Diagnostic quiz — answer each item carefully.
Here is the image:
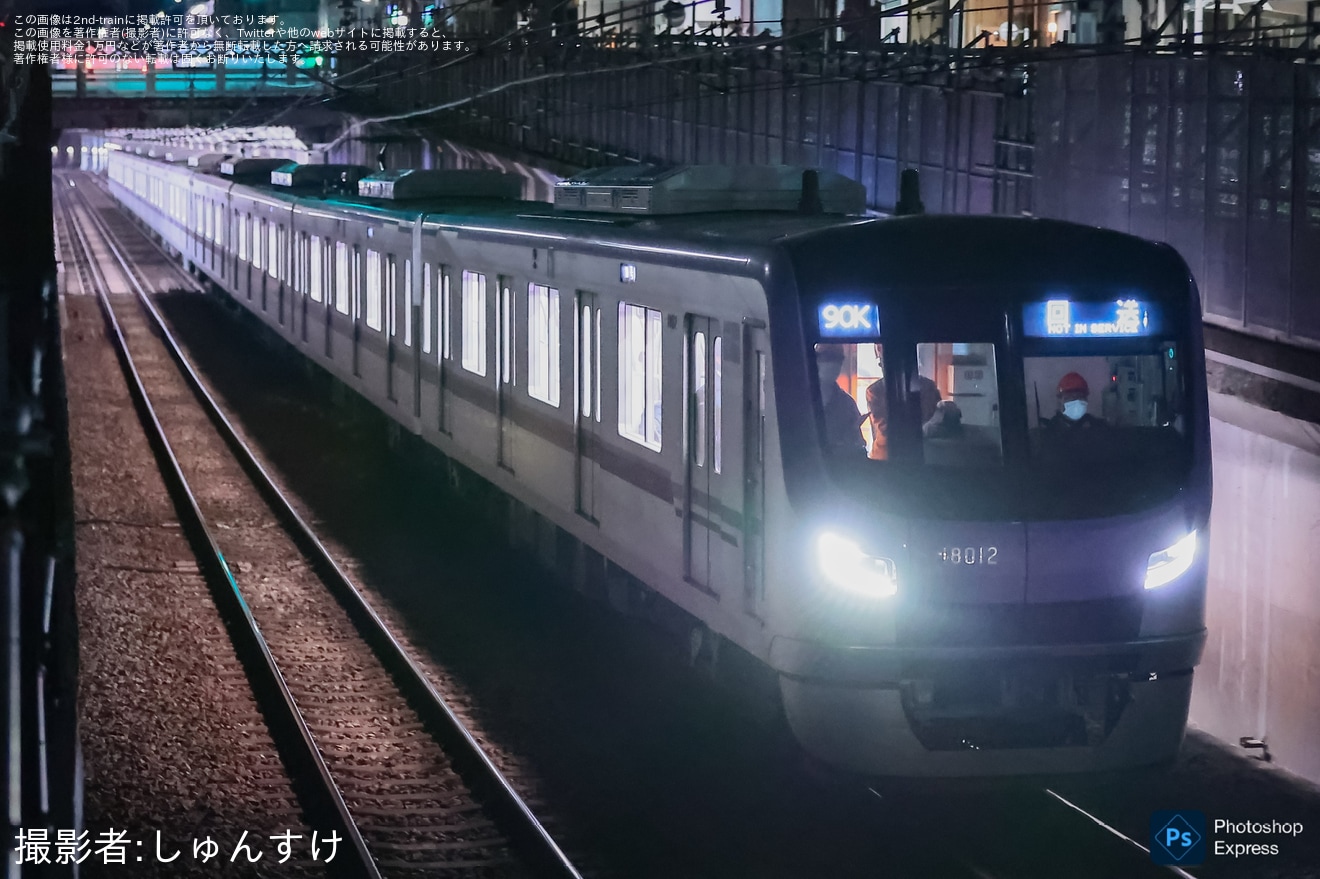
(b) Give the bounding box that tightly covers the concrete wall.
[1192,392,1320,784]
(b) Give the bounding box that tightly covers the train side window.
[461,270,487,376]
[309,235,323,302]
[387,256,398,338]
[579,304,592,419]
[422,262,433,354]
[204,201,213,241]
[440,267,452,361]
[238,215,248,262]
[321,239,331,303]
[403,259,412,346]
[366,250,382,330]
[499,281,514,385]
[693,331,707,467]
[595,307,601,422]
[352,247,362,322]
[527,283,560,407]
[215,205,224,248]
[618,302,663,451]
[334,241,349,315]
[713,336,722,474]
[295,232,306,295]
[268,223,280,280]
[254,219,265,271]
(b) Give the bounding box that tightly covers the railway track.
[849,779,1206,879]
[57,171,582,879]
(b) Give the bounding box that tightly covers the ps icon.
[1150,810,1206,865]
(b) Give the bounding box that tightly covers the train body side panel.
[106,151,782,663]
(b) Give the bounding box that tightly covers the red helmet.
[1057,372,1089,396]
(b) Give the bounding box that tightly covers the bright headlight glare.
[816,531,898,598]
[1144,530,1198,590]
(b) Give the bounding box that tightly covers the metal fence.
[344,42,1320,349]
[365,46,1013,214]
[0,63,80,875]
[1035,54,1320,349]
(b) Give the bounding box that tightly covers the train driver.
[815,345,866,453]
[864,345,942,459]
[1044,372,1107,430]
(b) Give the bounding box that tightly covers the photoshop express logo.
[1150,810,1207,865]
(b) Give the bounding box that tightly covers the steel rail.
[56,177,381,879]
[79,172,585,879]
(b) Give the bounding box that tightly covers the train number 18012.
[938,546,999,565]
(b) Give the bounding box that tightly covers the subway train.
[104,149,1211,776]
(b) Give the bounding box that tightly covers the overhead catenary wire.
[317,0,1315,98]
[206,0,1314,163]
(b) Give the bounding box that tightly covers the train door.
[386,254,398,402]
[259,218,269,312]
[409,259,422,418]
[192,194,200,270]
[496,275,515,471]
[352,245,362,378]
[436,265,451,433]
[742,323,769,614]
[574,292,601,522]
[683,315,730,593]
[244,215,253,300]
[299,233,310,343]
[275,224,284,326]
[325,239,336,357]
[221,206,227,282]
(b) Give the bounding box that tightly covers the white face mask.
[1063,399,1088,420]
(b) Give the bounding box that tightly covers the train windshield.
[810,334,1190,519]
[1024,345,1185,463]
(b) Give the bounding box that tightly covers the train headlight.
[816,531,897,599]
[1144,531,1197,590]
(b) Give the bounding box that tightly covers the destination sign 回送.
[818,302,881,338]
[1023,299,1161,338]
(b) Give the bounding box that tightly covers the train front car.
[768,216,1211,776]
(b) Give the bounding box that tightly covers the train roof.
[237,181,865,243]
[246,181,1190,290]
[783,214,1192,296]
[115,152,1190,290]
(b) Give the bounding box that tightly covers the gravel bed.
[86,190,530,878]
[61,291,326,878]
